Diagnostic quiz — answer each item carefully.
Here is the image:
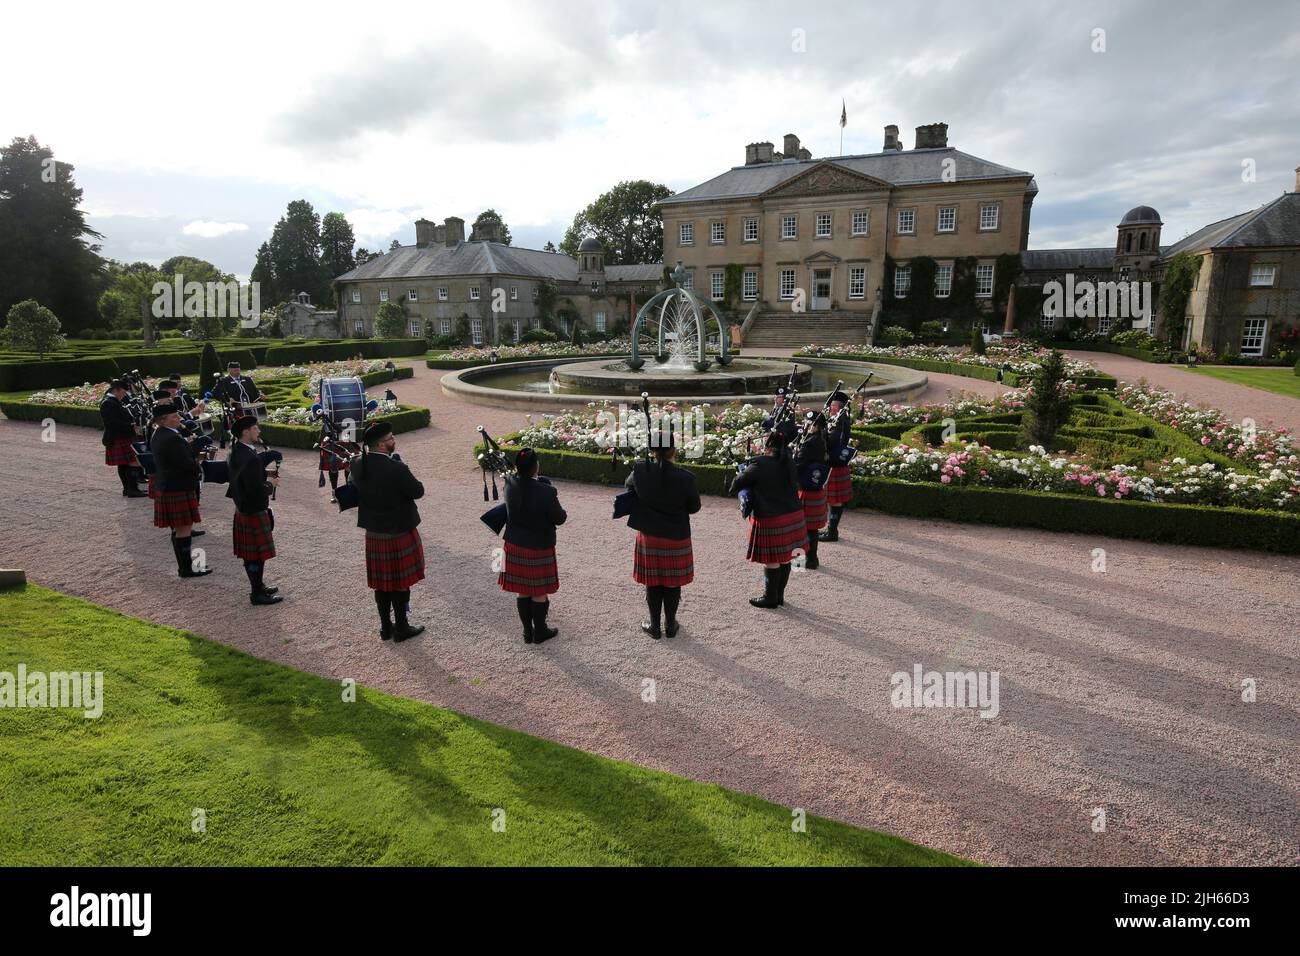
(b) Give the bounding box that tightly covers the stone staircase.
[741,310,874,348]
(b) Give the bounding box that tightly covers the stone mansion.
[332,216,661,344]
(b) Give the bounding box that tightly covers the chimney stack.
[914,123,949,149]
[434,223,446,244]
[797,147,812,161]
[415,218,435,248]
[783,133,801,159]
[746,141,776,165]
[1295,165,1299,192]
[883,125,901,151]
[443,216,464,246]
[472,218,500,242]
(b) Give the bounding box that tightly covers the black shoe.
[749,571,779,609]
[804,537,820,570]
[392,623,425,642]
[664,619,681,638]
[640,620,662,640]
[818,527,839,542]
[261,585,279,596]
[380,620,393,641]
[179,567,213,578]
[530,601,558,644]
[191,529,205,538]
[250,591,282,605]
[122,488,148,498]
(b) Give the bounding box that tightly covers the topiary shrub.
[970,323,987,355]
[520,328,558,343]
[198,341,223,397]
[918,320,945,344]
[877,325,914,347]
[1020,349,1072,449]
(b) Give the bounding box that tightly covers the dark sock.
[117,466,134,491]
[244,560,261,593]
[375,590,393,629]
[173,534,191,574]
[663,587,681,626]
[829,507,843,530]
[645,586,663,628]
[393,590,411,629]
[516,596,533,629]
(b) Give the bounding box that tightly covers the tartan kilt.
[498,541,559,596]
[153,489,201,529]
[826,465,853,506]
[319,449,350,472]
[365,528,425,591]
[147,475,159,500]
[632,533,694,587]
[104,438,138,466]
[798,486,829,531]
[746,509,808,565]
[232,510,276,561]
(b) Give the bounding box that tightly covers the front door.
[812,269,832,311]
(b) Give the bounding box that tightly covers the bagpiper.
[762,386,798,446]
[624,427,700,639]
[100,379,146,498]
[729,430,806,609]
[499,448,566,644]
[226,415,282,606]
[212,361,261,407]
[793,410,830,569]
[348,421,425,642]
[150,402,211,578]
[820,389,854,542]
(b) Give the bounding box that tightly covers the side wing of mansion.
[331,216,662,345]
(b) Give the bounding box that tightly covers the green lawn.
[1189,365,1300,399]
[0,585,965,866]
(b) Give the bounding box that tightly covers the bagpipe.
[763,364,802,437]
[477,426,550,536]
[826,372,875,466]
[611,393,650,529]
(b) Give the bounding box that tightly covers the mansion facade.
[332,216,662,344]
[658,124,1036,341]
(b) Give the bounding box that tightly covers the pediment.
[762,162,890,199]
[804,250,842,264]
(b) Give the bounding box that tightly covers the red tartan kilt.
[365,528,425,591]
[233,510,276,561]
[153,489,201,528]
[104,438,138,466]
[319,449,350,472]
[498,541,559,596]
[746,509,807,565]
[826,465,853,506]
[147,475,159,500]
[798,486,828,531]
[632,533,694,587]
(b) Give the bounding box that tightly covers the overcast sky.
[3,0,1297,280]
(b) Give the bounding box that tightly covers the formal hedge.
[472,434,1300,554]
[794,350,1118,391]
[427,350,745,370]
[259,405,430,449]
[0,339,425,391]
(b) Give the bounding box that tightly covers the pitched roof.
[1021,248,1115,271]
[1162,193,1300,257]
[660,147,1034,206]
[606,263,664,282]
[335,241,580,283]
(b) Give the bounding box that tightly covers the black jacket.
[100,394,137,445]
[503,474,567,549]
[728,453,801,518]
[826,414,852,465]
[150,426,200,493]
[793,430,829,490]
[349,451,423,533]
[225,442,272,514]
[213,375,260,405]
[624,460,701,540]
[763,410,798,446]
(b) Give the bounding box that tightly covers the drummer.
[213,361,261,408]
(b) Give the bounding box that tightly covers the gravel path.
[2,360,1296,866]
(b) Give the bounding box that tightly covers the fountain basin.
[442,357,928,410]
[550,359,812,396]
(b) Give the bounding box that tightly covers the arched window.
[1139,232,1148,251]
[1125,233,1133,253]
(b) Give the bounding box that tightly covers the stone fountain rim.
[440,356,928,410]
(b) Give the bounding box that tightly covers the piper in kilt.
[500,448,567,644]
[728,430,805,609]
[624,431,700,639]
[348,421,426,642]
[226,415,282,606]
[793,410,830,570]
[820,390,855,542]
[100,380,147,498]
[149,403,211,579]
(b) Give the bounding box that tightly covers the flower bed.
[428,339,742,369]
[796,343,1117,390]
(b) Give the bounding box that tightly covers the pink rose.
[941,474,951,484]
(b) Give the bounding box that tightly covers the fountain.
[440,261,928,409]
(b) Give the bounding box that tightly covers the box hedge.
[472,436,1300,554]
[794,350,1118,391]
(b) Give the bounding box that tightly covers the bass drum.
[320,377,366,433]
